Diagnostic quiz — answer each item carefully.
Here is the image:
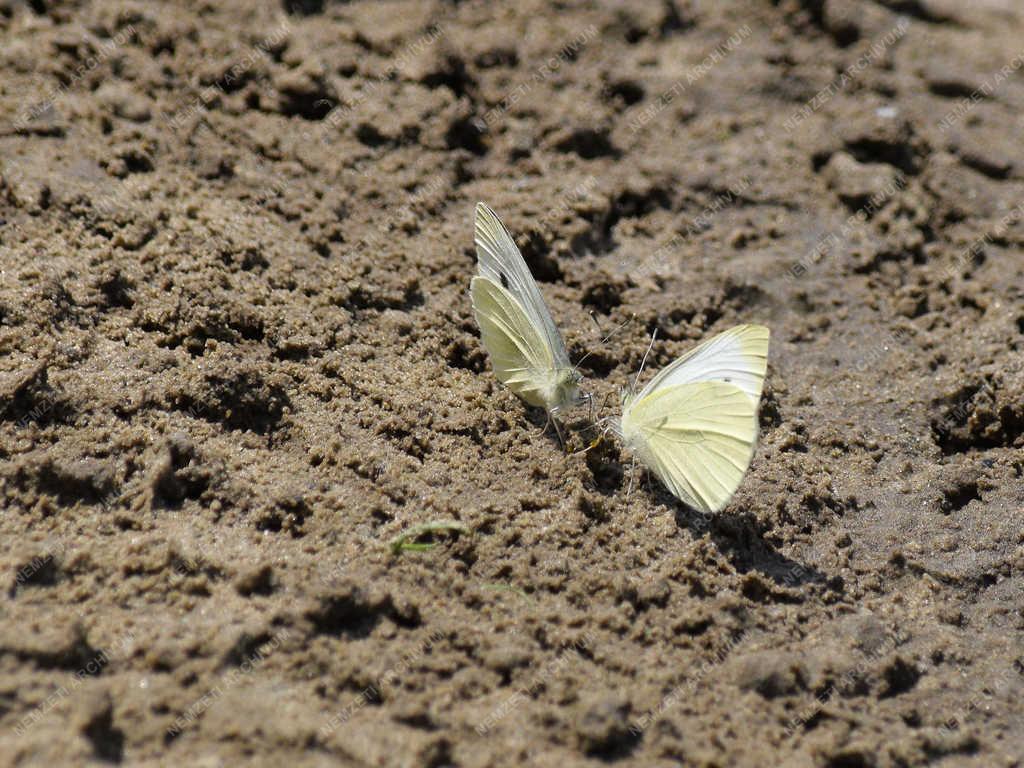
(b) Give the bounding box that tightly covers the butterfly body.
[471,273,582,410]
[616,325,770,513]
[470,204,585,423]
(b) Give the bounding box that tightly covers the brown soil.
[2,0,1023,766]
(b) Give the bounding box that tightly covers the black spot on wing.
[499,272,510,289]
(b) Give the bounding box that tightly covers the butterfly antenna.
[633,329,658,394]
[573,313,637,372]
[604,313,637,344]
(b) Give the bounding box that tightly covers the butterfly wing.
[640,324,769,403]
[621,381,759,513]
[470,275,559,409]
[474,202,571,370]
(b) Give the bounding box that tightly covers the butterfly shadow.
[583,452,829,592]
[664,489,830,591]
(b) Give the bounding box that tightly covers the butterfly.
[470,202,585,442]
[612,324,770,513]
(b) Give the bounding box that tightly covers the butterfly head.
[552,367,585,412]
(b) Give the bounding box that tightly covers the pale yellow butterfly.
[613,324,770,513]
[470,203,585,439]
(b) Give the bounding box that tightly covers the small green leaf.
[388,520,469,556]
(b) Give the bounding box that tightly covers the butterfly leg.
[534,409,566,450]
[536,410,552,437]
[626,457,636,497]
[550,409,567,450]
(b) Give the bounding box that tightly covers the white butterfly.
[470,203,585,439]
[612,324,770,513]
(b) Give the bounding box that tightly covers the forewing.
[625,381,758,514]
[640,325,769,403]
[471,276,556,409]
[474,202,570,368]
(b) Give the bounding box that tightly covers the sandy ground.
[1,0,1023,765]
